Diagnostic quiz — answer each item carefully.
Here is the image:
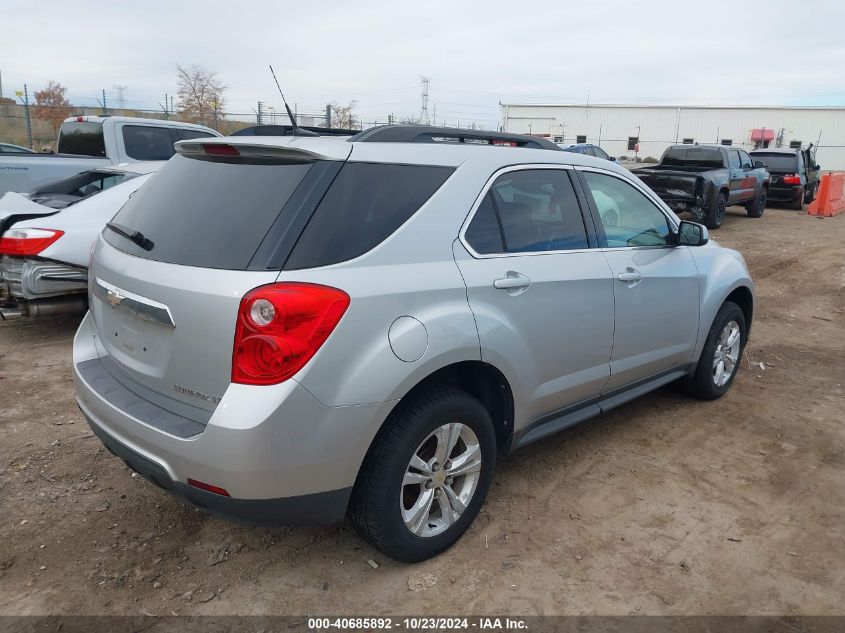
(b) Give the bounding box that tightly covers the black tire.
[681,301,746,400]
[791,188,805,210]
[349,386,497,562]
[705,192,727,229]
[746,188,766,218]
[805,182,818,204]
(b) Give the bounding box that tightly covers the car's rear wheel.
[682,301,746,400]
[746,189,766,218]
[349,386,496,562]
[705,192,727,229]
[791,188,805,210]
[805,182,818,204]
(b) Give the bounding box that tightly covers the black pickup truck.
[636,145,770,228]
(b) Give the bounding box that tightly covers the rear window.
[284,162,453,269]
[57,121,106,157]
[104,154,313,269]
[661,148,724,169]
[752,153,797,171]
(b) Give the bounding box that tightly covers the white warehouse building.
[501,103,845,170]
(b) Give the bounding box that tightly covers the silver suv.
[73,126,754,562]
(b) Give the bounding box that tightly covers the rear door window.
[104,154,314,269]
[122,125,178,160]
[284,163,453,269]
[465,169,588,254]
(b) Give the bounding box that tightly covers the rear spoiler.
[174,140,349,163]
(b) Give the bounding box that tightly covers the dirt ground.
[0,204,842,617]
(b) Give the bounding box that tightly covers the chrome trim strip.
[93,278,175,328]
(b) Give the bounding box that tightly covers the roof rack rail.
[348,125,561,151]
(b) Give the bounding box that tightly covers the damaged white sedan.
[0,163,161,320]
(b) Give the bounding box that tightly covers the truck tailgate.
[636,169,700,201]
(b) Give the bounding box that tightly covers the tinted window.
[177,129,216,141]
[582,171,671,248]
[486,169,588,253]
[285,163,453,269]
[751,153,798,171]
[122,126,177,160]
[464,194,504,254]
[593,147,610,160]
[728,150,741,169]
[105,154,313,269]
[57,122,106,157]
[662,147,724,169]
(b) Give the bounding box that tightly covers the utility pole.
[170,95,174,117]
[102,89,107,115]
[16,85,33,149]
[211,99,219,130]
[256,101,264,125]
[325,104,331,127]
[388,113,393,125]
[420,76,430,125]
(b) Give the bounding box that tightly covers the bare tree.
[329,100,358,129]
[176,64,226,127]
[33,81,72,133]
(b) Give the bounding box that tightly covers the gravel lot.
[0,204,842,616]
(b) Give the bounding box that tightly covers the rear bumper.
[767,185,803,202]
[73,311,391,525]
[83,410,351,525]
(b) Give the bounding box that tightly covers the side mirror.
[609,156,617,162]
[677,220,709,247]
[753,160,765,169]
[813,164,821,171]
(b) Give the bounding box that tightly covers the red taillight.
[783,174,801,185]
[187,478,230,497]
[204,144,240,156]
[232,283,350,386]
[0,228,64,256]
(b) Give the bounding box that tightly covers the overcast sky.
[3,0,844,127]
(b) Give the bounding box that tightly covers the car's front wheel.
[682,301,747,400]
[349,386,496,562]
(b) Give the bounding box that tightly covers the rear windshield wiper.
[105,222,154,251]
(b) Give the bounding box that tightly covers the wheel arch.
[725,285,754,340]
[380,360,515,455]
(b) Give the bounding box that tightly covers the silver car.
[73,126,754,562]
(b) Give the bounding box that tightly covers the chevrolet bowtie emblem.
[106,289,125,307]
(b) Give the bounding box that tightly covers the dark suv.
[750,147,820,210]
[558,143,616,162]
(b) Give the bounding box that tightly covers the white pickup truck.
[0,115,219,196]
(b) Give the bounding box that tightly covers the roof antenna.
[269,64,318,136]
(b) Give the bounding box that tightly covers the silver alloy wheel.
[401,422,482,538]
[713,320,741,387]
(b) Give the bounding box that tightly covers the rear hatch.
[90,138,351,414]
[751,153,798,187]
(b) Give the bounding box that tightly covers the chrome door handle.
[617,269,642,283]
[493,272,531,292]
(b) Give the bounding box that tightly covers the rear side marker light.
[187,478,230,497]
[232,282,350,386]
[0,228,64,256]
[204,144,240,157]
